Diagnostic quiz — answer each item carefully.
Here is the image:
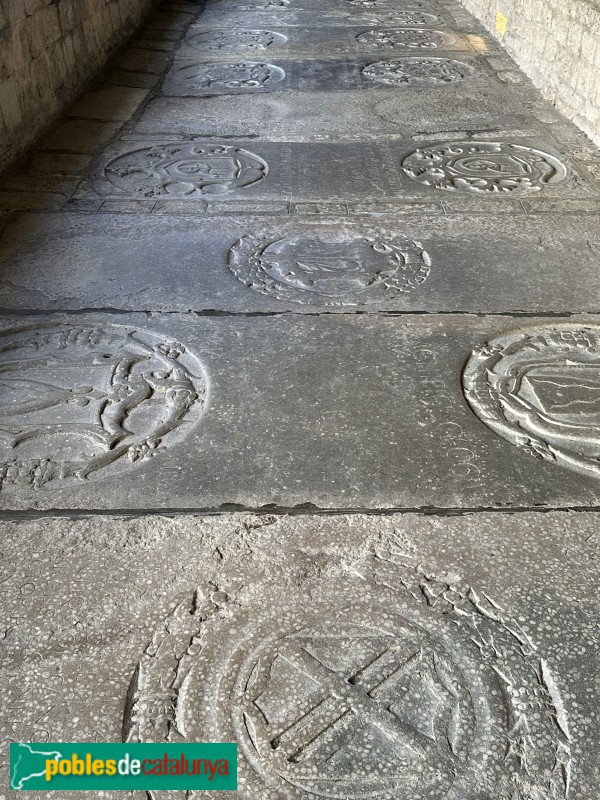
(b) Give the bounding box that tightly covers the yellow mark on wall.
[496,11,508,35]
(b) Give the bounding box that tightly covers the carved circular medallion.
[103,143,268,197]
[464,324,600,478]
[360,11,439,25]
[232,0,290,8]
[363,57,473,85]
[188,29,287,51]
[0,324,208,490]
[402,141,567,194]
[173,62,285,91]
[228,231,431,305]
[357,29,452,49]
[125,555,571,799]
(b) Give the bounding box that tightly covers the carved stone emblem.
[360,11,439,25]
[402,141,567,194]
[464,324,600,478]
[125,553,571,799]
[188,30,287,51]
[0,324,208,490]
[363,57,473,85]
[172,62,285,91]
[357,29,451,49]
[228,231,431,305]
[103,143,268,198]
[232,0,289,8]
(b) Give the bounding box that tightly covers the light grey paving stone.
[0,511,599,798]
[175,25,477,59]
[0,212,600,314]
[77,137,593,205]
[1,313,600,511]
[160,52,490,95]
[132,92,539,140]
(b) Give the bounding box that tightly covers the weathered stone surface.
[161,53,487,95]
[131,93,553,141]
[0,212,599,315]
[1,313,600,511]
[1,511,599,797]
[176,25,476,59]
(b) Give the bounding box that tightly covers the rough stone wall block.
[459,0,600,145]
[0,0,158,172]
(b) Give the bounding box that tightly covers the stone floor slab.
[0,212,599,315]
[160,52,491,95]
[176,25,477,60]
[0,511,599,797]
[1,313,600,511]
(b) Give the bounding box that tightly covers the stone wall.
[459,0,600,145]
[0,0,159,172]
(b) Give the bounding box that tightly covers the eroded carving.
[360,11,439,25]
[188,30,287,51]
[463,324,600,478]
[103,143,268,198]
[0,324,208,490]
[232,0,290,8]
[125,554,571,799]
[172,62,285,91]
[363,57,473,85]
[402,141,567,194]
[357,29,452,49]
[228,231,431,305]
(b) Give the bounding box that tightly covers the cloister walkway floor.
[0,0,600,798]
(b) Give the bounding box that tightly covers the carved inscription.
[402,141,567,194]
[228,231,431,305]
[0,324,208,490]
[103,143,268,198]
[363,57,473,85]
[170,62,285,91]
[464,324,600,478]
[125,554,571,799]
[357,29,452,49]
[188,30,288,51]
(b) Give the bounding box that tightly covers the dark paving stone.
[0,212,599,314]
[2,312,600,511]
[160,53,490,95]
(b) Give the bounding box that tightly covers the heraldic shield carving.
[0,324,208,490]
[463,324,600,478]
[124,554,572,800]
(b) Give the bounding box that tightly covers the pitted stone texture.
[464,323,600,479]
[1,213,600,315]
[0,323,208,491]
[362,57,475,85]
[197,9,447,28]
[402,141,568,194]
[228,229,431,305]
[1,512,598,798]
[3,313,600,511]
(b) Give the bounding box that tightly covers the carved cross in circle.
[236,625,468,797]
